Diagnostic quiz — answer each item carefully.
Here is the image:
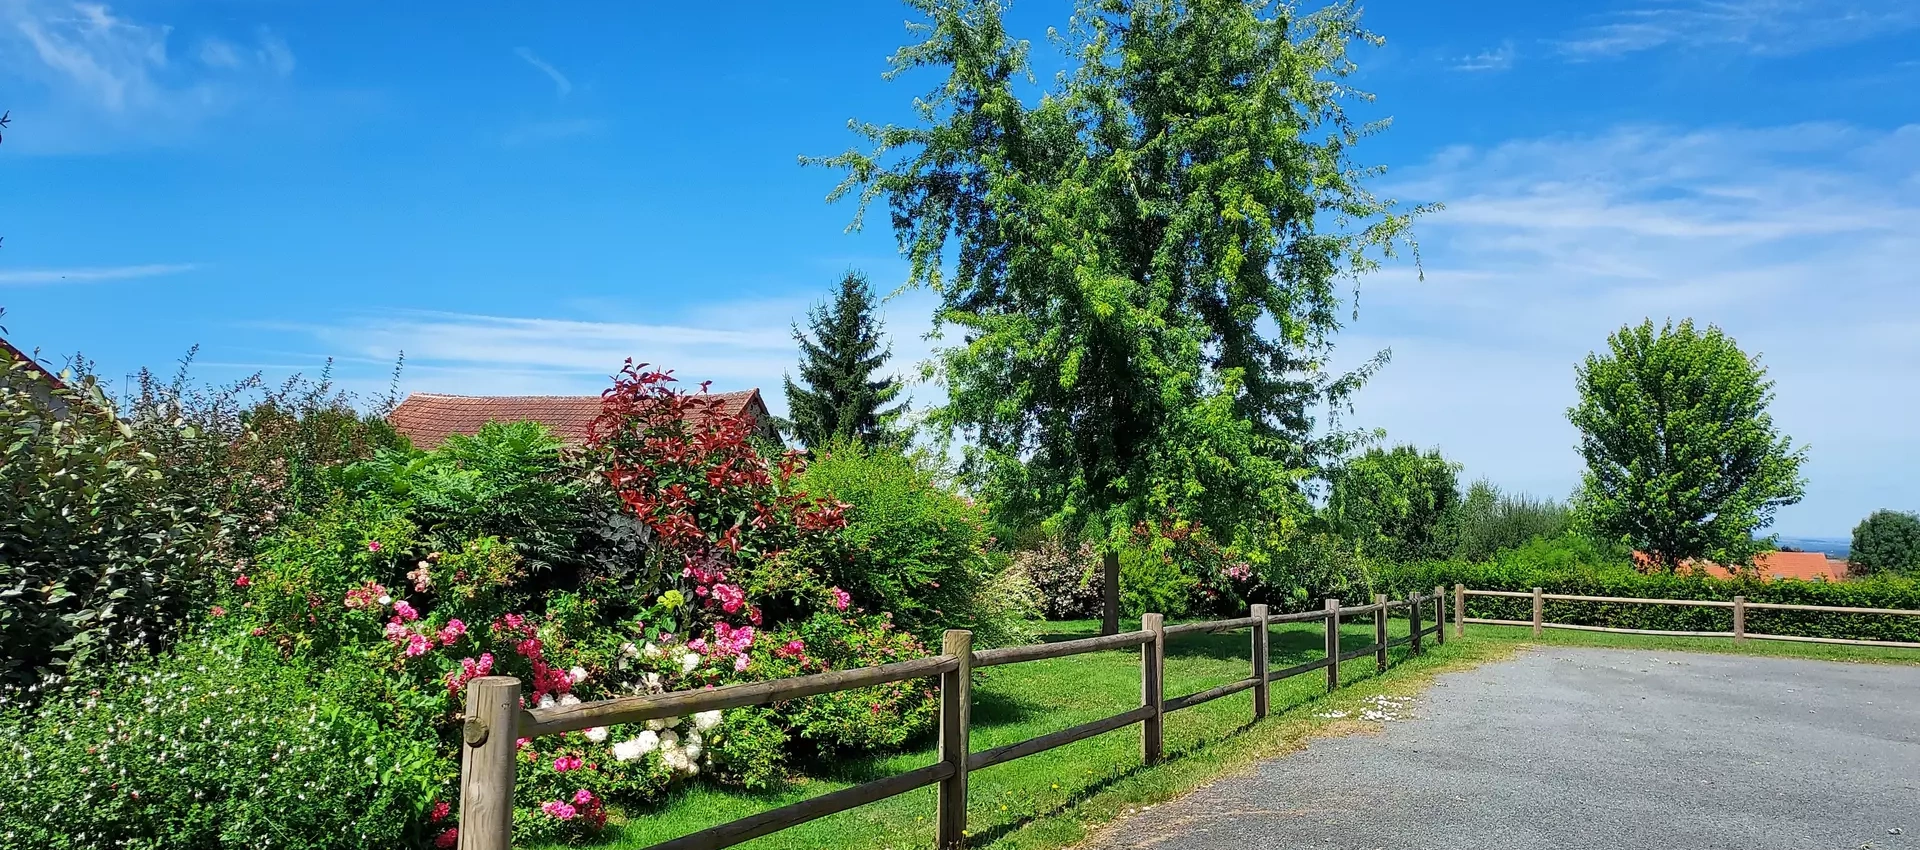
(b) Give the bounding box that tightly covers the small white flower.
[680,652,701,672]
[612,737,644,762]
[569,666,589,684]
[619,642,639,658]
[643,642,663,659]
[693,710,722,731]
[537,693,556,710]
[377,595,392,606]
[558,694,581,707]
[584,726,608,743]
[644,672,662,691]
[646,717,669,731]
[635,730,659,754]
[658,730,679,749]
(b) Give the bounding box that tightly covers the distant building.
[386,390,778,450]
[0,337,72,417]
[1633,550,1849,581]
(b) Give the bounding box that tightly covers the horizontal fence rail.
[456,588,1451,850]
[1455,585,1920,648]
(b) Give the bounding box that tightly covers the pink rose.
[573,789,595,806]
[393,601,420,622]
[367,541,382,553]
[541,800,577,820]
[233,575,251,588]
[438,619,467,645]
[434,828,458,848]
[734,655,750,672]
[829,587,851,612]
[405,633,430,657]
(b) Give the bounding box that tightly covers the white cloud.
[293,290,945,419]
[1558,0,1920,59]
[0,1,296,151]
[1452,41,1515,72]
[1344,123,1920,536]
[514,47,571,97]
[0,262,196,284]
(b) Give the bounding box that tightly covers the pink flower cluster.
[541,789,605,828]
[552,755,583,773]
[684,559,759,619]
[495,618,576,702]
[705,622,756,672]
[438,619,467,646]
[774,639,806,659]
[433,828,458,848]
[343,581,388,611]
[830,586,851,612]
[541,800,577,819]
[445,653,495,693]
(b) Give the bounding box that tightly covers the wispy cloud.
[0,1,297,152]
[1350,123,1920,535]
[0,262,196,284]
[1558,0,1920,59]
[1452,41,1515,72]
[514,47,572,97]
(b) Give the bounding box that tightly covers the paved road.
[1087,647,1920,850]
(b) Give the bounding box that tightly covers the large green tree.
[816,0,1425,631]
[781,270,906,449]
[1569,319,1807,569]
[1327,444,1459,562]
[1849,509,1920,576]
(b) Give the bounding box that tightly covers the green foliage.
[780,270,906,450]
[1377,534,1920,643]
[1849,510,1920,577]
[0,637,448,850]
[790,441,1037,646]
[343,421,604,575]
[1444,479,1571,563]
[0,361,216,689]
[1259,531,1376,609]
[1011,536,1104,620]
[1328,445,1460,562]
[813,0,1425,580]
[1117,548,1198,619]
[1569,319,1806,569]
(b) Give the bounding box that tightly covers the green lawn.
[546,616,1920,850]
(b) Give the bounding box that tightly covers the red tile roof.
[387,390,770,450]
[0,336,68,390]
[1634,550,1848,581]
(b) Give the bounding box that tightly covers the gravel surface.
[1084,647,1920,850]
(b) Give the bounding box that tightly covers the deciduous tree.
[1849,509,1920,576]
[814,0,1425,632]
[1569,319,1806,570]
[1327,444,1459,562]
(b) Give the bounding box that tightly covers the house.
[1633,549,1849,581]
[0,336,72,417]
[386,390,778,451]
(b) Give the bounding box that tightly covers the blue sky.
[2,0,1916,537]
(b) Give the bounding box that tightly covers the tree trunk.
[1101,550,1121,635]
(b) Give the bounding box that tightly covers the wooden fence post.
[1250,604,1270,720]
[1433,585,1446,646]
[1141,613,1165,764]
[1531,587,1544,639]
[1373,593,1388,672]
[1410,592,1423,655]
[1323,599,1340,693]
[1733,596,1747,643]
[1454,583,1465,639]
[936,630,973,850]
[459,676,520,850]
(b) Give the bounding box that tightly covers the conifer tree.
[781,270,905,449]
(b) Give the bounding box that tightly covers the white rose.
[569,666,589,684]
[536,693,556,710]
[584,726,608,743]
[680,652,700,672]
[377,595,392,606]
[635,730,659,754]
[693,710,722,731]
[619,642,639,658]
[643,642,663,659]
[558,694,581,707]
[658,730,679,749]
[611,738,644,762]
[646,717,668,731]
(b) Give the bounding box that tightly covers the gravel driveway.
[1085,647,1920,850]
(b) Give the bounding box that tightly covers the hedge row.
[1376,553,1920,644]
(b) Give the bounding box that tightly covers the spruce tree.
[781,270,905,449]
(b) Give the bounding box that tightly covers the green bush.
[789,442,1036,646]
[1118,548,1198,619]
[1327,444,1460,562]
[0,637,449,850]
[1444,479,1571,563]
[0,362,217,689]
[1376,534,1920,643]
[1850,510,1920,577]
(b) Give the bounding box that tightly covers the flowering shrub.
[1013,536,1105,620]
[0,637,445,850]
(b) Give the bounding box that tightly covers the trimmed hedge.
[1376,536,1920,644]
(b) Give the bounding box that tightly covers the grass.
[545,615,1920,850]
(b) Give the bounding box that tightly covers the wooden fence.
[1451,584,1920,648]
[456,588,1450,850]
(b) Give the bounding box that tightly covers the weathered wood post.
[1250,604,1270,720]
[459,676,521,850]
[1141,613,1166,764]
[1410,591,1423,654]
[1373,593,1388,672]
[1732,596,1747,643]
[1101,552,1121,636]
[1323,599,1341,693]
[1433,585,1447,646]
[1454,583,1466,639]
[1531,587,1545,639]
[936,629,973,850]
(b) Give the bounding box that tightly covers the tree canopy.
[1849,509,1920,577]
[1327,444,1459,562]
[1569,319,1806,569]
[781,270,906,450]
[814,0,1426,629]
